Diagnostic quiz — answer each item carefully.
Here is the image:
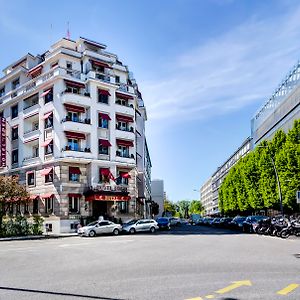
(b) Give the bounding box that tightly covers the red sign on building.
[0,118,6,167]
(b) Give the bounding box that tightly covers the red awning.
[99,139,111,147]
[116,114,134,123]
[64,131,86,140]
[64,79,85,89]
[100,168,110,176]
[99,113,111,120]
[28,65,43,77]
[68,193,82,197]
[29,195,39,200]
[90,59,112,69]
[41,139,53,147]
[116,139,134,147]
[64,103,85,113]
[41,88,52,98]
[40,167,53,176]
[116,92,134,100]
[98,89,111,96]
[85,194,131,201]
[120,172,131,179]
[69,167,81,174]
[41,193,54,199]
[42,111,53,120]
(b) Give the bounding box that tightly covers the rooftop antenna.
[66,21,70,40]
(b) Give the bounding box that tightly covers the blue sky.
[1,0,300,202]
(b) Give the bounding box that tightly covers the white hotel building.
[0,37,152,233]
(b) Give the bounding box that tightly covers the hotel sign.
[0,118,6,167]
[94,185,128,193]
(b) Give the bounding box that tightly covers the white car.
[122,219,159,234]
[78,220,122,237]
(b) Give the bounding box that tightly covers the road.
[0,225,299,300]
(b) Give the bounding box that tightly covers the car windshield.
[157,218,168,222]
[124,219,137,225]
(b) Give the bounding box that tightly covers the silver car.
[78,220,122,237]
[122,219,159,234]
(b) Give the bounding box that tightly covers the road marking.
[185,297,203,300]
[205,295,215,299]
[277,284,299,295]
[215,280,252,294]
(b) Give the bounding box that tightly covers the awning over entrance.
[85,194,131,201]
[41,193,54,199]
[40,167,53,176]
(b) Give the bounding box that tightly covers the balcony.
[23,103,40,118]
[117,83,135,94]
[115,102,135,116]
[98,153,110,161]
[87,70,114,85]
[23,129,40,141]
[115,128,135,140]
[23,155,41,166]
[61,146,93,160]
[62,118,92,134]
[115,151,135,163]
[61,91,91,108]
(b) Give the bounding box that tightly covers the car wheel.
[129,228,135,234]
[150,227,156,233]
[113,229,119,236]
[89,230,96,237]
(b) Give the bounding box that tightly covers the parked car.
[202,217,213,225]
[122,219,159,234]
[242,215,268,233]
[190,214,201,225]
[156,217,171,230]
[211,218,221,227]
[219,217,233,228]
[169,217,181,226]
[78,220,122,237]
[229,216,247,230]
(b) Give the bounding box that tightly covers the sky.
[1,0,300,202]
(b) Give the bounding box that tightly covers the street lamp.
[258,145,283,216]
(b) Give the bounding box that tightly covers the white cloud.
[140,5,300,123]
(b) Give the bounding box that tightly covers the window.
[69,196,80,213]
[32,146,39,158]
[45,115,53,129]
[69,167,80,182]
[12,78,20,90]
[45,168,54,183]
[45,223,53,232]
[115,76,120,83]
[0,111,3,118]
[67,111,79,122]
[11,127,18,140]
[12,149,18,164]
[32,121,39,131]
[0,87,5,97]
[68,139,79,151]
[27,171,35,186]
[45,142,53,155]
[45,197,54,214]
[99,168,110,183]
[66,86,80,94]
[66,61,73,69]
[98,94,108,104]
[33,198,39,214]
[98,116,108,128]
[45,88,53,104]
[116,98,128,106]
[11,104,18,119]
[118,201,128,213]
[99,144,108,155]
[117,121,128,131]
[118,145,129,158]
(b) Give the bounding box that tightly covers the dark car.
[242,215,268,233]
[229,216,247,230]
[211,218,221,227]
[219,217,233,228]
[203,217,213,225]
[156,217,171,230]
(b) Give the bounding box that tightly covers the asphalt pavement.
[0,224,299,300]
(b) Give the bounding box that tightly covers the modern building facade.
[0,37,151,233]
[252,61,300,146]
[201,137,252,216]
[151,179,164,217]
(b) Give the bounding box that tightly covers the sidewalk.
[0,233,78,242]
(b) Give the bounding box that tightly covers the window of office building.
[11,126,18,140]
[12,149,18,164]
[69,196,80,214]
[11,104,18,119]
[27,171,35,186]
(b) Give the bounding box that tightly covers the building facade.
[201,137,252,216]
[0,37,151,233]
[200,177,213,215]
[151,179,164,217]
[251,61,300,146]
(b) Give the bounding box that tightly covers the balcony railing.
[115,100,134,108]
[62,90,90,97]
[116,151,135,159]
[62,117,91,124]
[24,128,39,135]
[116,125,134,132]
[95,73,111,83]
[63,146,91,152]
[23,154,39,162]
[23,102,39,111]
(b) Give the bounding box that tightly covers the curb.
[0,234,78,242]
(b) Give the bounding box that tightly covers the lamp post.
[258,146,283,216]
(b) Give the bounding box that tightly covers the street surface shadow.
[0,286,125,300]
[221,298,239,300]
[293,253,300,258]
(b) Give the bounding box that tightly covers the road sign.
[297,191,300,204]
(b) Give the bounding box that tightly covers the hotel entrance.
[92,201,108,219]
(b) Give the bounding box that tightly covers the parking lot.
[0,225,299,300]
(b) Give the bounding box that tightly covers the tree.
[163,199,177,216]
[177,200,190,219]
[189,200,204,215]
[0,176,29,228]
